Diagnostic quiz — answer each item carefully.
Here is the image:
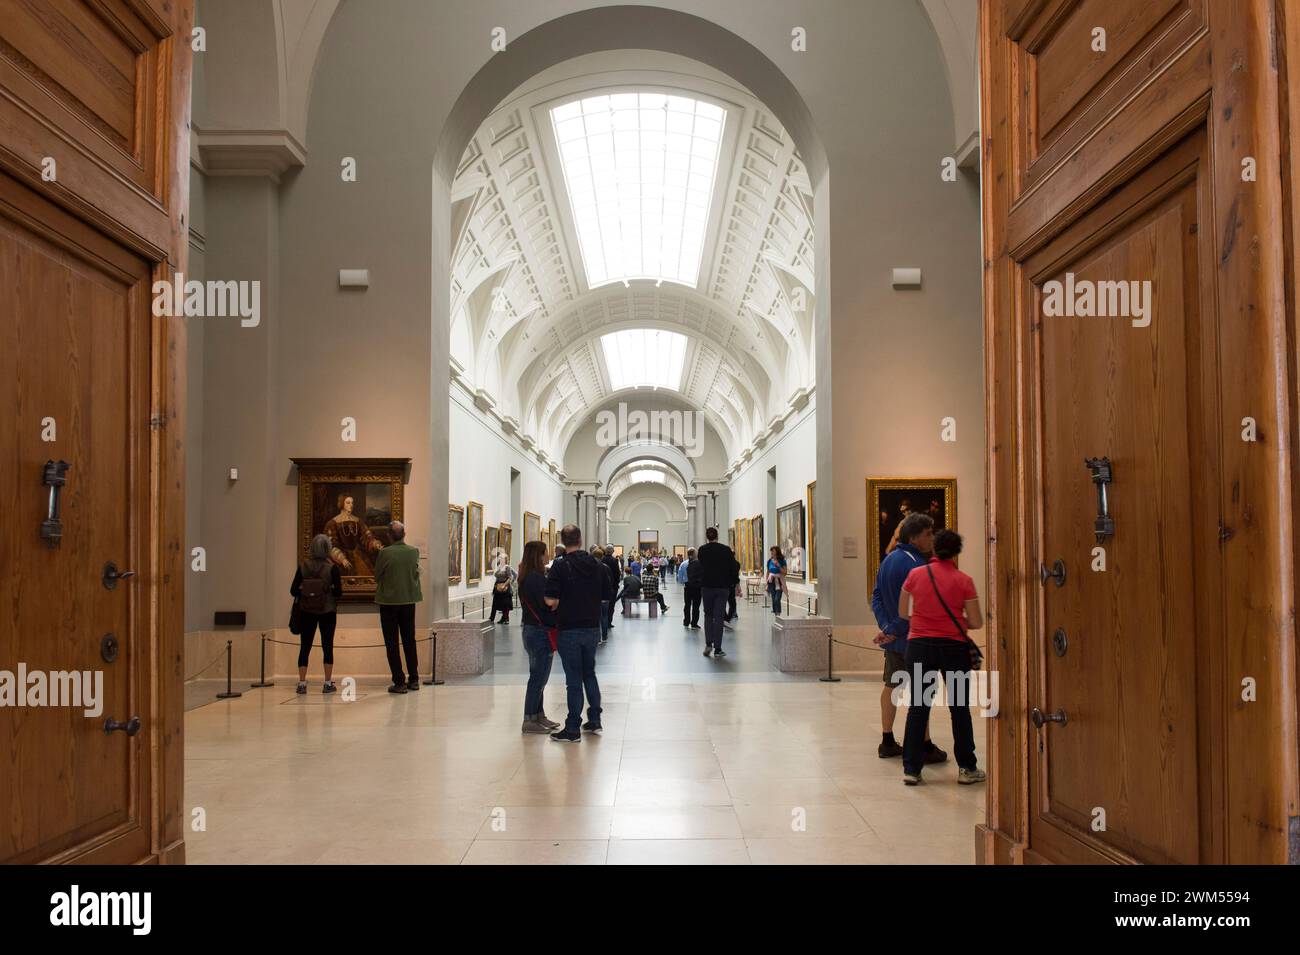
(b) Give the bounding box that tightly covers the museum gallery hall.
[1,0,1298,874]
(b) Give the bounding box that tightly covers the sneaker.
[958,767,987,785]
[923,742,948,764]
[537,713,561,730]
[878,737,903,758]
[903,772,922,786]
[521,719,551,734]
[714,648,726,657]
[296,682,307,695]
[582,721,602,734]
[322,682,337,694]
[703,646,713,657]
[387,684,408,694]
[406,679,421,691]
[550,728,582,743]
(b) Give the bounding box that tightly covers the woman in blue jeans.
[517,540,559,734]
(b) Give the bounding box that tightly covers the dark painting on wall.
[866,477,956,585]
[485,525,499,575]
[777,500,806,581]
[448,504,464,584]
[467,500,483,584]
[292,458,409,602]
[499,522,512,565]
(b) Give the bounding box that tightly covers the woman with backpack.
[898,528,986,786]
[488,563,516,624]
[290,533,344,694]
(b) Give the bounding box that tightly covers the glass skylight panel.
[630,469,666,484]
[600,329,686,391]
[552,92,725,288]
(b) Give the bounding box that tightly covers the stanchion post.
[819,631,841,683]
[250,632,274,688]
[461,601,465,619]
[423,629,445,686]
[216,639,243,698]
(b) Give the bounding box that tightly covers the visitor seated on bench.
[615,572,641,614]
[640,567,668,612]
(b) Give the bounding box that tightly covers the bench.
[621,595,659,618]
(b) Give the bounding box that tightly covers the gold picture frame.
[499,522,512,564]
[807,480,817,581]
[523,511,540,545]
[448,503,464,583]
[466,500,484,584]
[866,477,956,585]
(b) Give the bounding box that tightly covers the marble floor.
[184,581,985,864]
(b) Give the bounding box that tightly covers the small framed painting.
[466,500,484,584]
[485,525,499,574]
[523,511,540,545]
[499,522,512,564]
[777,500,806,581]
[866,477,956,585]
[448,503,464,583]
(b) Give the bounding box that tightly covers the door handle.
[40,460,71,547]
[1039,559,1066,587]
[101,562,136,590]
[1084,457,1115,542]
[1031,707,1068,728]
[103,715,141,737]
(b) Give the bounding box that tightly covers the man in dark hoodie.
[601,544,621,637]
[696,526,736,658]
[544,524,615,742]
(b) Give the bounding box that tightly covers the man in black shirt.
[696,526,736,658]
[544,524,615,741]
[601,545,621,637]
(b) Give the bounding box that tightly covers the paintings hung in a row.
[450,505,518,584]
[866,477,956,584]
[292,457,409,603]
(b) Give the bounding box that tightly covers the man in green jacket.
[373,520,423,693]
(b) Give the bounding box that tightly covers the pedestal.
[770,614,834,673]
[432,618,496,675]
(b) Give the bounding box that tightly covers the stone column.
[596,493,609,545]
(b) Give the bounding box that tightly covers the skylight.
[600,329,687,391]
[551,92,726,288]
[630,469,666,484]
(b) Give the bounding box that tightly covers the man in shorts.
[871,512,946,762]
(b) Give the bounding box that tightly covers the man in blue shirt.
[871,512,946,762]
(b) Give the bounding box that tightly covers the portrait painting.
[806,481,817,581]
[485,525,499,573]
[523,511,540,545]
[613,544,624,560]
[448,504,464,583]
[467,500,483,584]
[777,500,806,581]
[548,518,556,548]
[292,457,408,602]
[499,522,512,564]
[673,545,686,559]
[866,477,956,585]
[750,515,764,575]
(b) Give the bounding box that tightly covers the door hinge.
[149,413,165,431]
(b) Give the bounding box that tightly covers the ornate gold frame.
[807,480,817,581]
[466,500,484,584]
[865,476,957,585]
[448,503,464,583]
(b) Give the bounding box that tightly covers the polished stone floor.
[184,581,985,864]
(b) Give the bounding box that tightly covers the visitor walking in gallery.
[898,528,986,786]
[602,545,621,633]
[544,524,614,742]
[679,547,702,629]
[517,540,559,734]
[374,520,423,693]
[697,527,735,657]
[488,563,515,624]
[766,545,788,615]
[871,512,946,762]
[290,533,343,694]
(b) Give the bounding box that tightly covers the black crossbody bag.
[924,563,983,671]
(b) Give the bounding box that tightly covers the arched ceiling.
[449,52,815,471]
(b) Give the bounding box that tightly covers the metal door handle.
[1031,707,1068,728]
[40,460,71,547]
[102,562,136,590]
[103,715,141,737]
[1039,559,1066,587]
[1084,457,1115,542]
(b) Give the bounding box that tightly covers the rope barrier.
[265,635,434,649]
[184,647,228,682]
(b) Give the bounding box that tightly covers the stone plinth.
[770,615,834,673]
[432,618,496,676]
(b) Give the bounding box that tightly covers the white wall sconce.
[228,467,239,481]
[339,269,370,288]
[892,267,922,288]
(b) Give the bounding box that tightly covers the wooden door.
[0,0,193,864]
[979,0,1299,864]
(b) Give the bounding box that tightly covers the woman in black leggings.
[291,533,343,693]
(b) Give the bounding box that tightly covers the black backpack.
[298,560,331,614]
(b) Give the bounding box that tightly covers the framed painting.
[523,511,540,545]
[777,500,806,581]
[751,515,764,575]
[638,529,658,555]
[448,503,464,584]
[485,525,499,574]
[291,457,409,602]
[733,518,742,563]
[466,500,484,584]
[673,545,686,559]
[866,477,956,585]
[613,544,624,560]
[807,480,817,581]
[739,518,750,573]
[728,526,736,551]
[499,522,512,564]
[548,518,556,546]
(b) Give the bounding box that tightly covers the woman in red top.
[898,529,986,786]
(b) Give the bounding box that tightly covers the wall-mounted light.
[891,268,922,289]
[339,269,370,288]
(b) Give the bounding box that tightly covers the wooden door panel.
[0,170,152,864]
[1024,134,1211,864]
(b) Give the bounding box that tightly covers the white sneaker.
[958,767,986,784]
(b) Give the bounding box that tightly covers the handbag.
[288,598,302,635]
[924,563,983,670]
[519,593,558,652]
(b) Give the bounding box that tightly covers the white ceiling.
[448,52,815,476]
